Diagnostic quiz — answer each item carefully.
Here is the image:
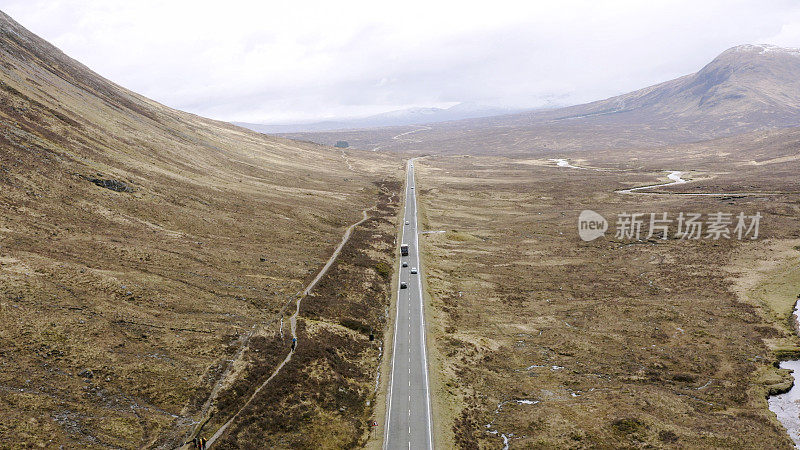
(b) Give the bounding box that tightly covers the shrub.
[375,262,391,280]
[611,417,646,435]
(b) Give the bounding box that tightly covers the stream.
[550,161,772,197]
[616,170,687,194]
[549,157,798,444]
[769,300,800,447]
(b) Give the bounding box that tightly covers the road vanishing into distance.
[384,160,434,450]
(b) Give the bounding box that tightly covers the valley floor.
[414,149,800,448]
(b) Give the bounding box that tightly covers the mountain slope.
[544,44,800,126]
[288,44,800,154]
[0,10,399,448]
[234,102,523,134]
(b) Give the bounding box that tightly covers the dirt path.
[201,208,371,448]
[340,149,355,171]
[372,126,432,152]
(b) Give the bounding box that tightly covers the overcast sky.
[3,0,800,124]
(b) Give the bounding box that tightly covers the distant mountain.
[542,44,800,127]
[234,102,525,133]
[287,44,800,154]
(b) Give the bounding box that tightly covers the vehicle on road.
[400,282,408,289]
[405,220,410,225]
[402,262,408,267]
[411,186,415,189]
[401,244,409,256]
[411,267,418,274]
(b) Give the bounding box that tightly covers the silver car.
[411,267,418,274]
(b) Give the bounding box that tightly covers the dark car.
[400,282,408,289]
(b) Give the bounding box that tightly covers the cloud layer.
[4,0,800,123]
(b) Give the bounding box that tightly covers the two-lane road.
[384,160,434,449]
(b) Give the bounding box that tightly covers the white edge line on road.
[411,160,435,450]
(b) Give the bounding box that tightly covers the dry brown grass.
[210,181,401,448]
[0,12,402,448]
[415,147,800,448]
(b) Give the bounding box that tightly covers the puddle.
[550,158,584,169]
[517,364,564,372]
[485,398,538,448]
[769,299,800,447]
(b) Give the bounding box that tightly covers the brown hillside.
[0,9,399,448]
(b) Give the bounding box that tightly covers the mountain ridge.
[285,43,800,154]
[498,43,800,127]
[234,102,526,133]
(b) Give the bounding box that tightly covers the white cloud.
[3,0,800,123]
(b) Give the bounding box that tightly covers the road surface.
[384,159,434,449]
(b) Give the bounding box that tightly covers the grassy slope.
[212,180,400,448]
[0,10,400,448]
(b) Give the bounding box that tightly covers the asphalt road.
[384,160,434,450]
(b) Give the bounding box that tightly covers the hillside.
[287,44,800,155]
[533,44,800,127]
[0,10,400,448]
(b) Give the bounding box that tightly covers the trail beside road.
[195,208,371,449]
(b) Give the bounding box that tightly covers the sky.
[3,0,800,124]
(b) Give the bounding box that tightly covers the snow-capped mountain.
[233,102,525,134]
